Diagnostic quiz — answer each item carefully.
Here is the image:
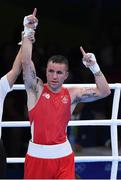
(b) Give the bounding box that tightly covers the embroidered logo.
[61,95,69,104]
[42,92,50,99]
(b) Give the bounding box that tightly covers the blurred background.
[1,0,121,179]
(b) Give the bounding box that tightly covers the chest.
[42,91,70,109]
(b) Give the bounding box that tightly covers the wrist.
[89,63,100,74]
[23,27,34,37]
[94,70,102,76]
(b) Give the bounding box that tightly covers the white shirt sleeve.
[0,75,12,98]
[0,75,13,138]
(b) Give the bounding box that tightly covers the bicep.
[69,87,101,104]
[78,87,101,102]
[80,88,102,102]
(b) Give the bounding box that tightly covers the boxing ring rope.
[1,83,121,180]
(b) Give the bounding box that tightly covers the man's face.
[46,61,68,92]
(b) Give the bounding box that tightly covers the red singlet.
[24,84,75,179]
[29,84,71,145]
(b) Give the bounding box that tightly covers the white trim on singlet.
[27,139,73,159]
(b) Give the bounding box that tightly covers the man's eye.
[57,71,63,74]
[48,70,54,73]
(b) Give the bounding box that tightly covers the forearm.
[21,36,33,65]
[80,48,111,97]
[94,70,111,97]
[21,31,39,91]
[12,47,22,74]
[6,47,22,88]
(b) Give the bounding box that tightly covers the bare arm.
[6,47,22,88]
[5,8,38,89]
[69,47,111,105]
[21,36,37,89]
[21,9,43,109]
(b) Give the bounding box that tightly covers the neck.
[47,84,62,93]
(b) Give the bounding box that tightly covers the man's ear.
[64,71,69,80]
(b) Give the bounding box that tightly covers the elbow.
[102,88,111,98]
[106,85,111,97]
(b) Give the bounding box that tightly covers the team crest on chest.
[61,95,69,104]
[42,92,50,99]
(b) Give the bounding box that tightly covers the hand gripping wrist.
[23,16,38,28]
[23,16,30,26]
[23,16,37,37]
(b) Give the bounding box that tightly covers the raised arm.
[6,47,22,88]
[69,46,111,104]
[21,35,36,90]
[21,8,43,109]
[21,8,37,89]
[5,9,38,89]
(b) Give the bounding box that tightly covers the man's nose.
[53,72,57,78]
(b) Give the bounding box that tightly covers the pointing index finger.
[80,46,86,56]
[32,8,37,16]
